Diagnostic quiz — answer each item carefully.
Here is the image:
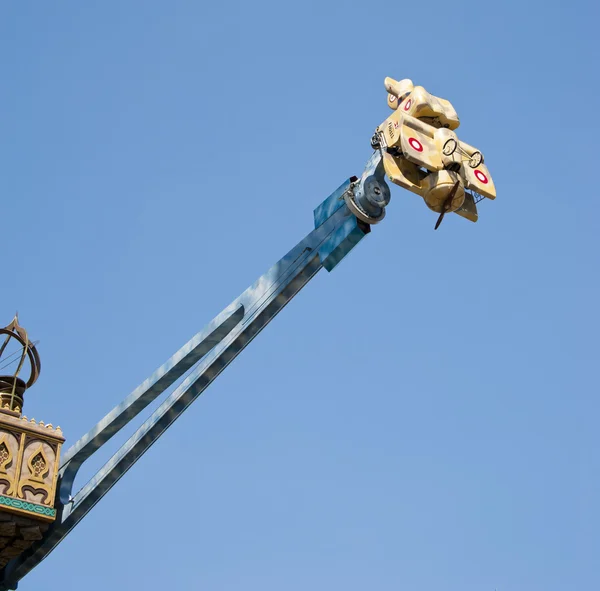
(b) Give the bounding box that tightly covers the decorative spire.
[0,316,41,416]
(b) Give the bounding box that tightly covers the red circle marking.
[389,94,397,102]
[403,98,412,111]
[408,137,423,152]
[474,170,488,184]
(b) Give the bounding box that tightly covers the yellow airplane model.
[371,78,496,229]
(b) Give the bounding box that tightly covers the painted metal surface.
[318,215,370,272]
[376,77,496,228]
[0,167,390,590]
[344,150,391,225]
[313,177,354,229]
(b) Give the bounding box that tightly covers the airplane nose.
[422,171,465,213]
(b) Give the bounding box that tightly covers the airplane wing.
[399,116,442,171]
[462,162,496,200]
[454,191,478,222]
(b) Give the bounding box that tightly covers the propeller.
[434,181,460,230]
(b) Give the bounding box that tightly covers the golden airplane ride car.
[372,78,496,229]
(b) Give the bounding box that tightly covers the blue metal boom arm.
[0,152,391,590]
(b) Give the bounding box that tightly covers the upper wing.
[399,115,442,171]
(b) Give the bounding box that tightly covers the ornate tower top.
[0,315,41,416]
[0,317,63,566]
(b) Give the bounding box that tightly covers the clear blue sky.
[2,1,599,590]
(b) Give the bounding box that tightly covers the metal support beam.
[0,153,390,590]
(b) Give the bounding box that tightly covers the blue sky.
[2,1,599,589]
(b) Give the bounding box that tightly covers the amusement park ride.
[0,78,495,589]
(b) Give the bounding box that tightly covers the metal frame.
[0,154,390,590]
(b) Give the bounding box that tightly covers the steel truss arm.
[0,152,391,590]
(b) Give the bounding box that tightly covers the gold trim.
[8,432,26,497]
[50,442,62,507]
[0,434,13,474]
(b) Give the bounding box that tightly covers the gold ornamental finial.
[0,316,41,416]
